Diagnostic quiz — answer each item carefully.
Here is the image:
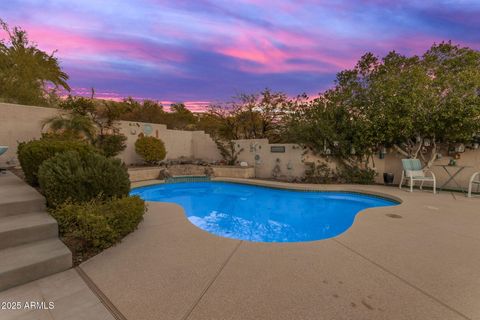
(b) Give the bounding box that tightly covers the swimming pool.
[131,182,398,242]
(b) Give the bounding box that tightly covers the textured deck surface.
[79,179,480,320]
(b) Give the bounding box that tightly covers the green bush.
[338,165,376,184]
[50,196,145,255]
[303,162,336,184]
[95,134,127,157]
[38,151,130,207]
[134,136,166,164]
[17,138,98,186]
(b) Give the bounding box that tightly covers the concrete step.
[0,239,72,291]
[0,198,46,217]
[0,212,58,250]
[0,172,45,217]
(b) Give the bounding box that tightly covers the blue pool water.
[131,182,398,242]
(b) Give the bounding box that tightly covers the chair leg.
[410,178,413,192]
[399,171,404,190]
[420,180,424,190]
[433,179,436,195]
[468,182,473,198]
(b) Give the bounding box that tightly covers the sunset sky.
[2,0,480,110]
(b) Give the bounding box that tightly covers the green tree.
[42,114,96,141]
[43,95,127,156]
[119,98,165,123]
[164,103,197,130]
[287,42,480,168]
[0,19,70,106]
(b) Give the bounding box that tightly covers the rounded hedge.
[51,196,145,254]
[134,136,166,164]
[38,151,130,207]
[17,138,98,186]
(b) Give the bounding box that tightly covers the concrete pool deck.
[77,179,480,320]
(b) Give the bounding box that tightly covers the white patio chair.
[467,172,480,198]
[399,159,436,194]
[0,146,8,174]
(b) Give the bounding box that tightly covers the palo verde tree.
[0,19,70,106]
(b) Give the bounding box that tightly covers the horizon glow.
[2,0,479,111]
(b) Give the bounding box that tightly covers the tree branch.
[393,144,409,157]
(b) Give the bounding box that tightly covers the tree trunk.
[426,139,437,168]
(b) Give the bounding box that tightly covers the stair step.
[0,172,45,217]
[0,212,58,250]
[0,198,46,218]
[0,239,72,291]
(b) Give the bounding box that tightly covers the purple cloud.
[1,0,479,109]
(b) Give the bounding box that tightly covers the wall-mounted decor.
[254,154,261,165]
[143,124,153,135]
[455,143,465,153]
[270,146,285,153]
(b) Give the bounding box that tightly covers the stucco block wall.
[233,138,480,189]
[191,131,221,161]
[233,139,306,180]
[0,103,221,166]
[1,103,479,190]
[0,103,60,164]
[233,138,388,182]
[118,121,221,165]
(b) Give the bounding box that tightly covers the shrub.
[215,139,243,165]
[38,151,130,207]
[50,196,146,261]
[95,134,127,157]
[134,136,166,164]
[303,162,336,184]
[17,138,98,186]
[338,165,376,184]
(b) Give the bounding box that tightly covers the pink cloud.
[18,24,186,67]
[212,25,361,74]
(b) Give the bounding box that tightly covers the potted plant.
[383,172,394,185]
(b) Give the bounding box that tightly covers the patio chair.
[399,159,436,194]
[0,146,8,174]
[467,171,480,198]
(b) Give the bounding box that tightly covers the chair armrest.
[423,169,436,180]
[469,172,480,184]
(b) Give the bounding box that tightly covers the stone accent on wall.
[167,164,210,176]
[128,167,163,182]
[211,166,255,179]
